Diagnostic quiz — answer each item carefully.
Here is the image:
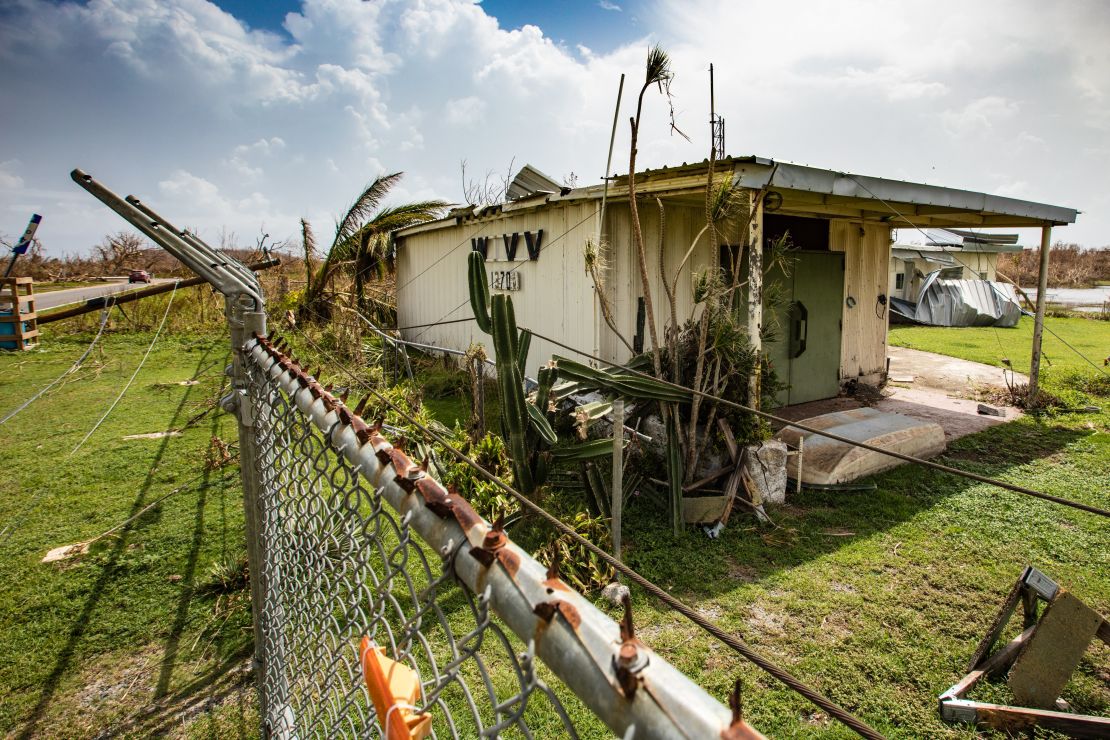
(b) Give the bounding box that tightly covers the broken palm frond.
[553,356,690,403]
[299,172,446,322]
[301,217,317,288]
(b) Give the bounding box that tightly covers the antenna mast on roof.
[709,63,724,159]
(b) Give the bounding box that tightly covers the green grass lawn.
[889,315,1108,376]
[1,327,1106,739]
[0,330,255,738]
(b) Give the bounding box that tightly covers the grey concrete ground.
[775,347,1024,443]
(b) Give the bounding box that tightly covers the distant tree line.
[1002,243,1110,288]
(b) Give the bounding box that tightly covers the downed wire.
[289,329,886,740]
[71,281,180,456]
[525,329,1110,520]
[0,302,114,426]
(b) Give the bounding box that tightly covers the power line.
[394,221,487,294]
[396,316,475,332]
[0,301,113,426]
[0,287,179,548]
[521,328,1110,520]
[284,329,886,740]
[71,281,180,456]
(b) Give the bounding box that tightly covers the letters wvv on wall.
[470,230,544,261]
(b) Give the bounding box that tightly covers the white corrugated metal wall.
[396,201,598,376]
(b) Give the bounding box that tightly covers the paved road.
[35,279,176,311]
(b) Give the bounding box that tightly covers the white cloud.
[0,160,25,190]
[0,0,1108,256]
[941,96,1020,137]
[598,1,622,11]
[445,96,486,126]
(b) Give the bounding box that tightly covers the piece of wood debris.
[42,542,90,563]
[122,431,182,440]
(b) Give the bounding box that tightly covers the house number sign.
[490,270,521,291]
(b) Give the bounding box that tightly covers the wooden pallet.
[0,277,39,350]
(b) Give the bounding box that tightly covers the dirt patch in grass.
[725,557,758,582]
[24,644,254,739]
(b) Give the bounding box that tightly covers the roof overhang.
[731,160,1077,228]
[395,155,1078,239]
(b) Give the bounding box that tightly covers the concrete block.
[744,440,788,504]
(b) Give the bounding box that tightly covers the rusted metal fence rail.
[242,334,752,738]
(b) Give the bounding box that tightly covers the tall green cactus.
[467,252,616,497]
[468,252,562,495]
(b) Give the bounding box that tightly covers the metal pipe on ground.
[37,258,281,325]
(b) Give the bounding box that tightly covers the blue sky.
[1,0,1108,255]
[213,0,645,51]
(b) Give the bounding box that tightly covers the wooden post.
[747,191,764,407]
[610,398,624,561]
[475,357,485,435]
[1029,225,1052,402]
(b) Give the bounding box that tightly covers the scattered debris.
[601,581,630,608]
[122,431,181,440]
[889,373,915,383]
[204,435,236,470]
[939,566,1110,737]
[976,403,1005,417]
[178,379,199,386]
[42,542,90,563]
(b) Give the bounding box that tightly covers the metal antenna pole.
[593,73,625,358]
[709,63,715,160]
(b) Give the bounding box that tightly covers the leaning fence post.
[222,296,291,736]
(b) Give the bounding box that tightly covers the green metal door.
[736,249,843,407]
[785,252,843,404]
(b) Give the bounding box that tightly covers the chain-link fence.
[240,335,751,739]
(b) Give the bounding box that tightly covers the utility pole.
[1029,224,1052,402]
[5,214,41,277]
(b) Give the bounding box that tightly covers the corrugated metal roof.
[506,164,561,201]
[395,155,1078,238]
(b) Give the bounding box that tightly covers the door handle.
[792,300,808,359]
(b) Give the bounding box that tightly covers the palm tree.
[299,172,447,322]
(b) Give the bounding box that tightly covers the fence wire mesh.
[246,356,583,738]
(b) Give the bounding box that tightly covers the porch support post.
[1029,224,1052,402]
[747,191,764,408]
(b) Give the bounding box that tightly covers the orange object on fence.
[359,636,432,740]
